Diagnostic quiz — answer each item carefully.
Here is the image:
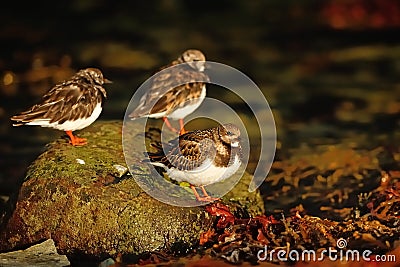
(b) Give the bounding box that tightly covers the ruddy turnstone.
[147,123,242,202]
[129,49,209,135]
[11,68,111,146]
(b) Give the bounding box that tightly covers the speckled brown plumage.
[11,68,109,125]
[147,123,243,201]
[11,68,111,146]
[148,123,242,171]
[129,49,209,119]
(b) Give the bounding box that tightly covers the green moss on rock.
[0,121,264,260]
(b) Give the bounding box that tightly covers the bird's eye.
[227,131,233,136]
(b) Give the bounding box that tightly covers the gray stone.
[0,239,69,267]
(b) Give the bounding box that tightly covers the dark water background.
[0,0,399,201]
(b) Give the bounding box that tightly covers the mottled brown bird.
[11,68,111,146]
[147,123,242,202]
[129,49,209,135]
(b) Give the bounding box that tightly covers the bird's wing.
[11,81,97,124]
[129,68,209,118]
[148,132,216,171]
[164,133,216,171]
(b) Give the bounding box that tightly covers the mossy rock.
[0,121,264,261]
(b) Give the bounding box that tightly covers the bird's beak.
[104,78,113,84]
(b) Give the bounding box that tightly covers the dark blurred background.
[0,0,399,200]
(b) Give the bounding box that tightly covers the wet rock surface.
[0,239,69,267]
[0,121,264,262]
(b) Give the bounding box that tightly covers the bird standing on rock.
[147,123,242,202]
[129,49,209,135]
[11,68,111,146]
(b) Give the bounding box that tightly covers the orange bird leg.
[190,185,202,200]
[200,186,220,201]
[65,130,87,146]
[162,117,179,133]
[179,118,187,135]
[190,185,219,202]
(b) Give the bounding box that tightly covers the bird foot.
[195,196,220,202]
[66,130,87,146]
[69,136,87,146]
[178,119,187,135]
[191,185,219,202]
[162,117,179,133]
[179,128,187,135]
